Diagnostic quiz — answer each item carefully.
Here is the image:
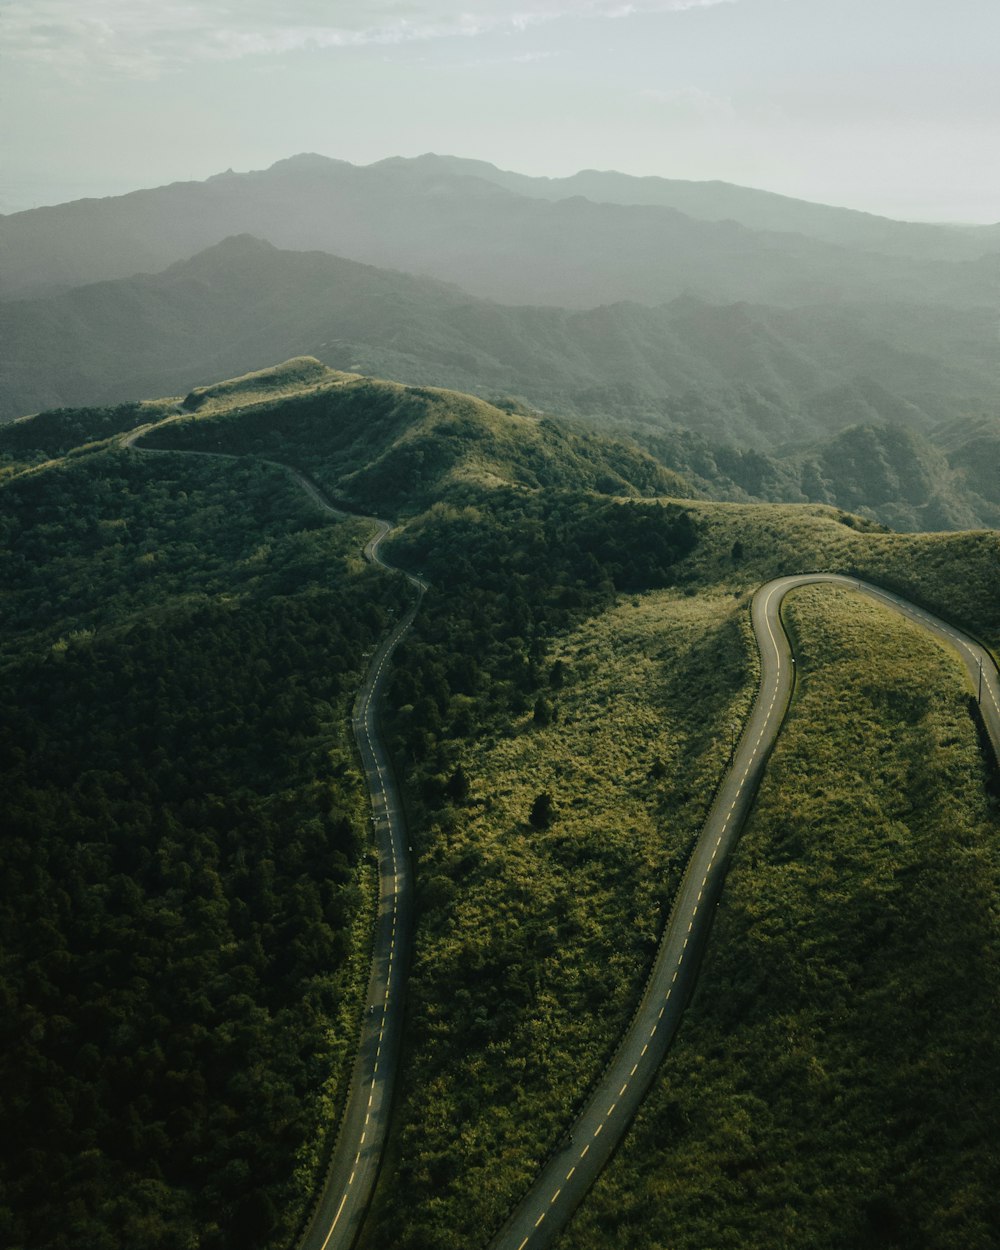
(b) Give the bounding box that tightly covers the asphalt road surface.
[489,573,1000,1250]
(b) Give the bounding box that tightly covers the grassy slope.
[146,359,685,513]
[564,585,1000,1250]
[365,591,755,1248]
[364,495,999,1249]
[6,369,999,1249]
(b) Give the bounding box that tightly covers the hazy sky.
[2,0,999,221]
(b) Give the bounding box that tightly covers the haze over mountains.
[2,154,998,307]
[2,153,999,531]
[6,234,999,437]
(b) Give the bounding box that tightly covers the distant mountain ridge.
[4,235,999,443]
[415,154,1000,262]
[1,153,996,309]
[639,417,1000,532]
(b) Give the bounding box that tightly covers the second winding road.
[490,572,1000,1250]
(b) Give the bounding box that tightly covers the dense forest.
[0,435,408,1250]
[0,393,700,1250]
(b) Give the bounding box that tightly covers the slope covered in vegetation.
[0,428,408,1250]
[5,235,998,453]
[3,365,998,1250]
[352,489,999,1248]
[566,585,1000,1250]
[145,358,684,512]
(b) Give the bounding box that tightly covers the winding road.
[114,426,1000,1250]
[296,521,425,1250]
[489,572,1000,1250]
[123,419,424,1250]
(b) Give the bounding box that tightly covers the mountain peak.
[264,153,352,175]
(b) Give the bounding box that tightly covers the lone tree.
[529,791,554,829]
[533,695,553,727]
[445,765,470,804]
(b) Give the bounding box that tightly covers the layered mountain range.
[2,154,998,530]
[3,152,999,304]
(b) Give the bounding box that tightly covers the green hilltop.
[142,357,686,511]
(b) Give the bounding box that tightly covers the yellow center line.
[319,1193,349,1250]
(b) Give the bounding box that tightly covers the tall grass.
[564,585,1000,1250]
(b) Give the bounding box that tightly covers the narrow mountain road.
[122,421,424,1250]
[296,523,424,1250]
[490,573,1000,1250]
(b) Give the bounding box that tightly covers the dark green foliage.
[0,402,146,466]
[0,448,338,661]
[392,492,697,604]
[0,446,407,1250]
[443,767,469,805]
[532,696,553,727]
[144,373,679,516]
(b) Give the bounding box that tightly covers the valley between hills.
[2,155,1000,1250]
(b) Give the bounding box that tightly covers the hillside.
[4,360,999,1250]
[563,584,1000,1250]
[140,358,685,512]
[1,154,994,311]
[0,416,410,1249]
[360,488,1000,1249]
[4,235,998,443]
[638,418,1000,532]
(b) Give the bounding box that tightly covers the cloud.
[1,0,737,76]
[640,85,739,124]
